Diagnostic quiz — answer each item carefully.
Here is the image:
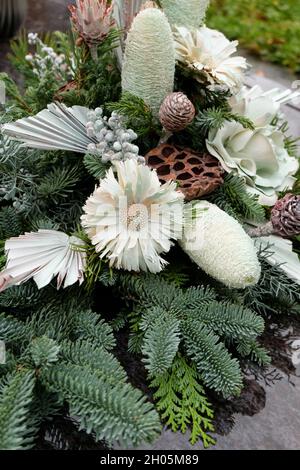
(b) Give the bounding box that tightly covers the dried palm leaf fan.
[113,0,147,67]
[0,0,27,39]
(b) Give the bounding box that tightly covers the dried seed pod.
[145,144,224,200]
[271,193,300,237]
[54,80,78,101]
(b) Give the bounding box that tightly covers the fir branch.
[59,339,127,385]
[29,336,60,368]
[107,92,155,137]
[244,245,300,315]
[128,331,144,355]
[41,363,161,447]
[110,312,127,332]
[36,166,80,204]
[0,73,33,115]
[160,265,190,288]
[0,313,31,346]
[208,173,266,223]
[181,285,217,310]
[190,106,255,135]
[186,301,265,341]
[98,268,118,287]
[72,310,116,350]
[183,321,243,398]
[0,284,45,308]
[0,370,36,450]
[0,207,23,240]
[236,340,271,367]
[142,314,181,377]
[83,154,110,179]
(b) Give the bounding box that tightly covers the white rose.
[206,86,299,205]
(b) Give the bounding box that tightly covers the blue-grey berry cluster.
[26,33,74,81]
[86,108,145,164]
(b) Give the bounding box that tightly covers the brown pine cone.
[159,92,195,132]
[271,194,300,237]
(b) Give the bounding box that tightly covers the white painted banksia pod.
[180,201,261,289]
[121,8,175,115]
[160,0,209,28]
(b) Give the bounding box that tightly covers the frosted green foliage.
[160,0,210,28]
[0,371,36,450]
[29,336,60,368]
[122,8,175,115]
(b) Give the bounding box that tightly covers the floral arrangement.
[0,0,300,450]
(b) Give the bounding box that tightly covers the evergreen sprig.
[208,173,266,223]
[59,339,127,385]
[244,246,300,315]
[0,370,37,450]
[37,166,80,204]
[0,303,161,448]
[150,355,215,448]
[186,301,265,341]
[72,310,116,349]
[118,274,264,400]
[107,92,156,141]
[191,106,255,135]
[83,154,110,180]
[183,321,243,397]
[142,314,181,377]
[41,363,161,447]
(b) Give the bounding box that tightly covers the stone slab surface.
[126,374,300,451]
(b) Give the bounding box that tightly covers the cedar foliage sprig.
[150,354,215,448]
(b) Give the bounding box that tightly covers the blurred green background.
[207,0,300,72]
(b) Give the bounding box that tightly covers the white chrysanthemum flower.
[180,201,261,289]
[0,230,86,291]
[206,86,300,205]
[81,160,184,273]
[173,25,248,91]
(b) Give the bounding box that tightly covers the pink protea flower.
[69,0,115,48]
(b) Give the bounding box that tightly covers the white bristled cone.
[180,201,261,289]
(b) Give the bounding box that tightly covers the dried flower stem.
[246,222,275,238]
[158,129,173,145]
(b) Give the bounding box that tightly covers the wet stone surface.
[0,0,300,451]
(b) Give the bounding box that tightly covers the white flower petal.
[206,86,299,205]
[174,25,248,91]
[0,230,86,291]
[81,160,184,273]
